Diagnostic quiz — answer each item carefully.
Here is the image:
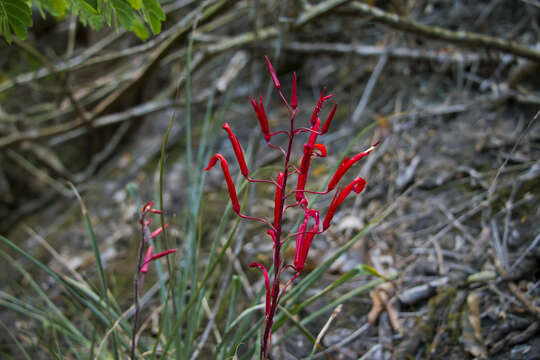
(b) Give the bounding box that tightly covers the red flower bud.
[222,123,249,177]
[265,56,280,90]
[310,89,333,126]
[250,96,271,142]
[150,224,168,239]
[321,104,337,134]
[323,177,367,230]
[205,154,241,214]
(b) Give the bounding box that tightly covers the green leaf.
[127,0,140,10]
[142,0,164,34]
[110,0,134,30]
[132,15,148,40]
[70,0,103,29]
[80,0,98,13]
[0,0,32,43]
[33,0,67,17]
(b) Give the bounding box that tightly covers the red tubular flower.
[321,104,337,134]
[150,224,168,239]
[141,245,176,274]
[274,172,285,228]
[291,73,297,109]
[310,89,333,126]
[323,177,367,230]
[141,245,154,274]
[205,154,241,214]
[222,123,249,177]
[327,142,378,191]
[250,262,271,316]
[294,209,319,272]
[296,118,321,202]
[265,56,280,90]
[250,96,271,142]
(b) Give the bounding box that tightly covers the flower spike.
[327,142,378,191]
[265,56,280,90]
[323,177,367,230]
[222,123,249,177]
[250,262,271,316]
[205,154,241,214]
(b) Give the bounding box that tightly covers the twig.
[312,323,369,359]
[23,225,86,283]
[5,149,71,197]
[508,282,540,319]
[511,233,540,271]
[283,41,494,64]
[349,1,540,62]
[352,53,388,123]
[309,304,343,359]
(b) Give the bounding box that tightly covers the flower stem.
[131,221,146,359]
[260,105,296,359]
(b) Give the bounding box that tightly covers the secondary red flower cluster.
[138,201,176,291]
[205,57,376,359]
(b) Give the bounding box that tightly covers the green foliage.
[0,0,165,43]
[0,0,33,43]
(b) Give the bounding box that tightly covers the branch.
[283,41,498,64]
[350,1,540,62]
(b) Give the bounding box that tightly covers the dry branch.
[283,41,497,64]
[350,1,540,62]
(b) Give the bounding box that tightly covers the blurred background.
[1,0,539,358]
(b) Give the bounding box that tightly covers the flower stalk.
[131,201,176,360]
[205,58,376,359]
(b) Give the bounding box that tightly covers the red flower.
[296,118,321,202]
[250,262,271,316]
[294,209,319,272]
[321,104,337,135]
[150,224,168,239]
[327,142,378,191]
[274,172,285,228]
[141,245,177,274]
[222,123,249,177]
[310,89,333,126]
[250,95,271,142]
[323,177,367,230]
[265,56,280,90]
[205,154,241,214]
